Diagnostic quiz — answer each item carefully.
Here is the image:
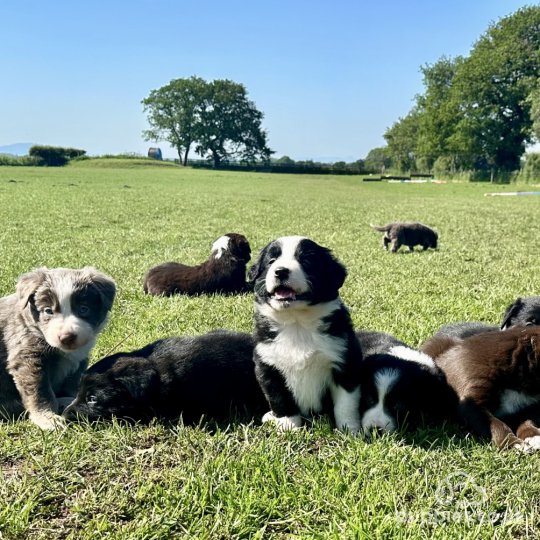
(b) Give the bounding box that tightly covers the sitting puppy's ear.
[16,267,49,308]
[83,267,117,313]
[321,247,347,292]
[247,247,268,284]
[501,298,523,330]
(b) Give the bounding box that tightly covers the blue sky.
[0,1,533,161]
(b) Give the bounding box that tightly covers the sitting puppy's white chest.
[257,320,345,414]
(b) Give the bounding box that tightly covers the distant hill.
[0,143,33,156]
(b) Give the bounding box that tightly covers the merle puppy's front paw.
[29,411,66,431]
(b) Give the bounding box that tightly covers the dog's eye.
[43,307,54,316]
[268,258,277,265]
[79,304,90,316]
[526,319,536,326]
[86,394,98,405]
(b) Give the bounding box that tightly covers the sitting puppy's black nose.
[59,332,77,347]
[274,267,290,280]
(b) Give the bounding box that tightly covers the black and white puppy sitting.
[249,236,363,433]
[143,233,251,296]
[357,331,456,434]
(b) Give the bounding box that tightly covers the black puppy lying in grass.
[63,330,266,424]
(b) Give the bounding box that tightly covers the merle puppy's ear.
[247,246,268,284]
[16,267,49,307]
[501,298,523,330]
[84,267,117,313]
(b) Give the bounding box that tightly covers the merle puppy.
[429,327,540,451]
[370,222,438,253]
[249,236,363,433]
[143,233,251,296]
[357,330,456,434]
[0,267,116,429]
[63,330,266,423]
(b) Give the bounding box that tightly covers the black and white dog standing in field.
[249,236,363,433]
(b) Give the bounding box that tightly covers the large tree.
[449,6,540,174]
[142,77,273,167]
[194,79,273,167]
[414,57,463,169]
[382,6,540,176]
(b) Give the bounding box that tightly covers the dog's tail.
[370,223,390,232]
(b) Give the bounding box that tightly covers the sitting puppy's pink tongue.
[274,287,296,300]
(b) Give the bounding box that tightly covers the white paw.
[513,441,533,453]
[262,411,302,431]
[523,435,540,451]
[30,411,66,431]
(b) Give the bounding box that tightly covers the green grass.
[1,162,540,538]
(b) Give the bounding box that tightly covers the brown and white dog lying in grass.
[0,267,116,429]
[370,222,438,253]
[143,233,251,296]
[421,326,540,451]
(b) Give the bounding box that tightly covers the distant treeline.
[187,156,368,175]
[2,148,539,183]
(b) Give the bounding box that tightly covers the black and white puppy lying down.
[356,330,456,434]
[63,330,267,423]
[249,236,363,433]
[426,296,540,341]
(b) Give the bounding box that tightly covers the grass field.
[1,161,540,539]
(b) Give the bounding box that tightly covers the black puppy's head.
[211,233,251,263]
[430,231,438,249]
[501,296,540,330]
[63,358,159,422]
[248,236,347,310]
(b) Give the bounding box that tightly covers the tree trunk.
[212,150,221,168]
[183,146,190,166]
[177,147,184,166]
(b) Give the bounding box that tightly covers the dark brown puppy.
[144,233,251,296]
[422,327,540,451]
[370,222,438,253]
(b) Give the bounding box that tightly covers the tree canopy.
[142,77,273,166]
[383,6,540,175]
